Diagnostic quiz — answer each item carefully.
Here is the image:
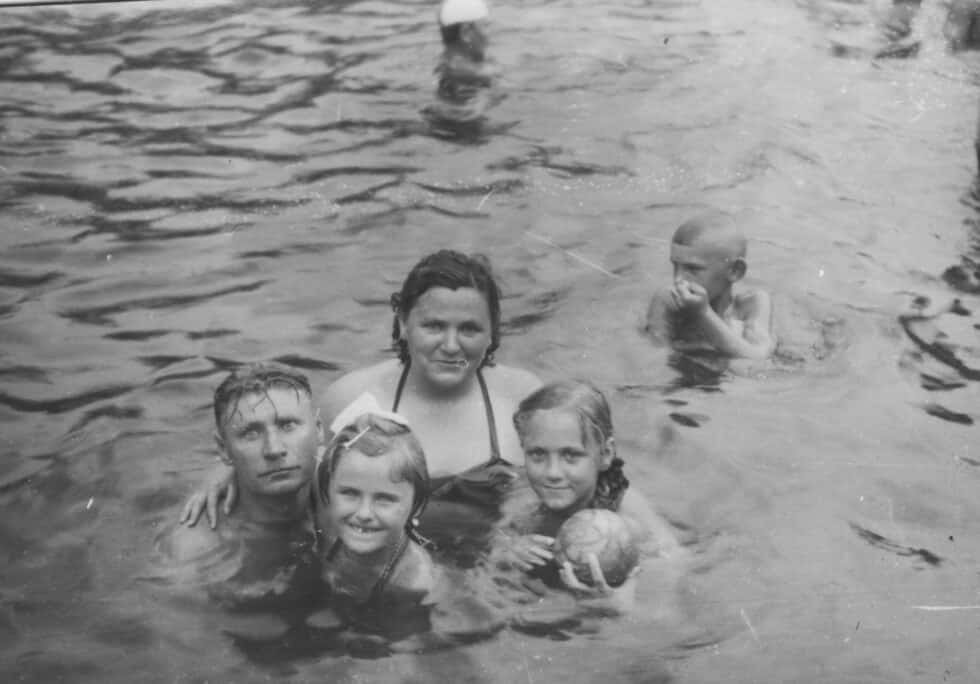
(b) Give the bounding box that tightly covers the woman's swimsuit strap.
[391,362,501,464]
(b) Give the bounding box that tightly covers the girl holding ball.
[491,380,678,603]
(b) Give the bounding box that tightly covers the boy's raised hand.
[669,279,709,313]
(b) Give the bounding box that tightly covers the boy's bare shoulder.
[734,287,772,317]
[644,288,676,339]
[645,287,673,313]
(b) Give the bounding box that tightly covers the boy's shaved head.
[671,212,746,261]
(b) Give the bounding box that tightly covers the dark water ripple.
[59,279,271,326]
[0,267,62,288]
[0,384,134,415]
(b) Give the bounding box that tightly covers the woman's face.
[399,286,492,390]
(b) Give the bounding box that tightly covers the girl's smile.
[326,448,415,559]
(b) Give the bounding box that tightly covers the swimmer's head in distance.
[439,0,489,26]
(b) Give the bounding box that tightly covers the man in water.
[159,363,323,609]
[645,212,776,360]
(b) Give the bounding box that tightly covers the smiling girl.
[492,380,678,599]
[315,413,435,623]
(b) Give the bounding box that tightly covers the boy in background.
[645,212,775,360]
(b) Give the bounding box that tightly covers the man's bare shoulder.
[160,520,224,565]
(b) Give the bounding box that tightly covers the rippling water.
[2,0,980,682]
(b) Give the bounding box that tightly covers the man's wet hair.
[213,362,312,431]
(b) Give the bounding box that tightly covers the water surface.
[2,0,980,682]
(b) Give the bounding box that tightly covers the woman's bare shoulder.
[318,359,402,418]
[482,364,542,401]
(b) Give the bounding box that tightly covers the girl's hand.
[558,554,640,612]
[495,534,555,571]
[178,465,237,529]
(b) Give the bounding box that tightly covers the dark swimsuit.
[324,533,410,605]
[393,363,517,564]
[323,533,431,638]
[392,363,516,509]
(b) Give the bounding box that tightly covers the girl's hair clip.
[342,425,372,451]
[330,392,411,434]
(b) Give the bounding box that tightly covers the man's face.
[217,387,321,498]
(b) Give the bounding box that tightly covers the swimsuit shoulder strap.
[369,533,410,603]
[392,364,501,464]
[392,362,410,412]
[477,370,502,464]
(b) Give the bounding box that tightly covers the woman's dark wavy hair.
[390,250,502,367]
[513,379,629,511]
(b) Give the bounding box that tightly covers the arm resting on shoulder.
[179,464,237,528]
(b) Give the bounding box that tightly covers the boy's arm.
[738,289,776,359]
[684,287,774,360]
